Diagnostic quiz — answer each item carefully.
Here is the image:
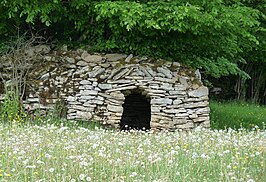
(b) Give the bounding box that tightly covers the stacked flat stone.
[0,47,210,130]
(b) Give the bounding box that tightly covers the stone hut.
[0,47,210,130]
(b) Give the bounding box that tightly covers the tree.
[0,0,264,81]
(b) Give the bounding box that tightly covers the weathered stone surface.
[172,62,181,67]
[175,122,194,129]
[157,67,172,79]
[160,83,174,91]
[85,99,104,105]
[174,84,187,91]
[169,90,186,95]
[125,54,133,63]
[107,79,132,84]
[80,90,98,96]
[162,109,180,114]
[151,98,172,105]
[80,80,91,85]
[193,116,209,123]
[109,92,125,101]
[139,66,152,77]
[173,118,188,125]
[151,106,161,112]
[105,54,127,61]
[107,105,123,112]
[27,98,39,103]
[196,107,210,114]
[183,101,208,109]
[79,96,96,100]
[76,111,92,120]
[1,48,210,131]
[77,61,88,66]
[90,67,105,78]
[146,89,166,94]
[155,77,175,83]
[40,73,49,80]
[106,98,123,105]
[106,85,137,93]
[189,114,198,119]
[67,96,76,102]
[173,99,182,105]
[98,83,112,90]
[113,68,130,80]
[175,113,189,117]
[179,76,189,88]
[81,52,103,63]
[65,57,76,64]
[195,69,201,80]
[79,85,93,90]
[26,45,50,55]
[188,86,208,98]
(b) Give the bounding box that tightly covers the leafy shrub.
[0,0,265,79]
[0,91,26,125]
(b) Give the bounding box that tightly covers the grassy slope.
[210,101,266,130]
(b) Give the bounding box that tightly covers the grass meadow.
[210,101,266,130]
[0,122,265,182]
[0,101,266,181]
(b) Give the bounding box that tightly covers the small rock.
[105,54,127,61]
[40,73,49,80]
[125,54,133,63]
[44,56,52,61]
[67,96,76,102]
[107,105,123,112]
[80,80,92,85]
[98,83,112,90]
[81,51,103,63]
[179,76,189,88]
[106,85,137,93]
[77,61,88,66]
[80,90,98,96]
[173,99,182,105]
[151,98,173,105]
[188,86,209,98]
[172,62,181,67]
[195,69,201,80]
[157,67,172,79]
[65,57,76,64]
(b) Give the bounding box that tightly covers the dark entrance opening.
[120,92,151,131]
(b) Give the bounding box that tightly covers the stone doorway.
[120,92,151,130]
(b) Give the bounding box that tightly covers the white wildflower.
[26,165,36,169]
[130,172,137,177]
[49,168,55,173]
[247,179,254,182]
[79,174,86,180]
[37,160,44,164]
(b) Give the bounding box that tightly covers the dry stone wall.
[0,46,210,130]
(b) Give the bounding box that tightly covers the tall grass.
[0,123,265,181]
[210,100,266,130]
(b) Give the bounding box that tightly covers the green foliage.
[48,99,68,120]
[0,91,27,125]
[0,0,265,78]
[210,100,266,130]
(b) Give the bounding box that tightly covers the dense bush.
[0,0,265,103]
